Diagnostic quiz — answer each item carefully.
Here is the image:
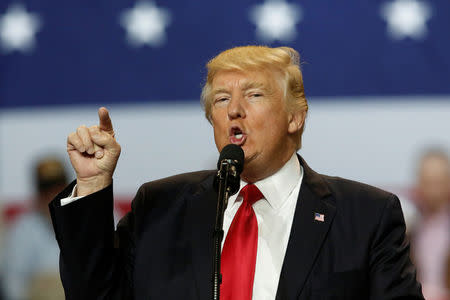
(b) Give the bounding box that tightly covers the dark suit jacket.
[49,157,423,299]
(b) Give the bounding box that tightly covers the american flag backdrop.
[1,0,449,207]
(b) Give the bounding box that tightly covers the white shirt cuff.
[60,184,85,206]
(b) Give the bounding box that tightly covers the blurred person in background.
[0,203,5,300]
[447,252,450,293]
[0,156,67,300]
[411,149,450,300]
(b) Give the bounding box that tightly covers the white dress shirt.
[61,153,303,299]
[222,153,303,299]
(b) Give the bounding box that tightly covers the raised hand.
[67,107,121,196]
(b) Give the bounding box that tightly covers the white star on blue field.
[249,0,303,43]
[380,0,433,40]
[119,0,172,48]
[0,3,42,54]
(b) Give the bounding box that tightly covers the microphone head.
[215,144,244,195]
[217,144,244,174]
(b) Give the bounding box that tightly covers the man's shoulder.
[136,170,215,198]
[128,170,215,216]
[321,174,392,199]
[315,173,397,212]
[299,155,394,207]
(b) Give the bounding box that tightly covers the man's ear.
[287,109,306,134]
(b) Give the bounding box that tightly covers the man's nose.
[227,96,246,120]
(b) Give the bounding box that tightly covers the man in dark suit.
[50,46,424,299]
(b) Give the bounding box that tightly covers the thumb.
[98,107,114,135]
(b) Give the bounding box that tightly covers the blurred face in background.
[417,154,450,215]
[35,158,67,219]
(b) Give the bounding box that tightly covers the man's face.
[210,69,301,182]
[418,156,450,213]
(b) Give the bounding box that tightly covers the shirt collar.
[228,153,302,211]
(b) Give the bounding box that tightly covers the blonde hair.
[201,45,308,149]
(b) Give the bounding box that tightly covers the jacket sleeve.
[369,193,424,299]
[49,180,138,300]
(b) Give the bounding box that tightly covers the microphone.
[214,144,244,196]
[216,144,245,173]
[212,144,244,300]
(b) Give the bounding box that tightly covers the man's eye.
[249,93,262,98]
[214,97,229,105]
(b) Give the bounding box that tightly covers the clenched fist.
[67,107,121,196]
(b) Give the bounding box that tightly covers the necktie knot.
[240,184,264,207]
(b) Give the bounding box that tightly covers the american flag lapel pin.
[314,212,325,222]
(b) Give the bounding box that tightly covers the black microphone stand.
[212,160,239,300]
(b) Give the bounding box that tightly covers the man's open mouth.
[229,126,247,145]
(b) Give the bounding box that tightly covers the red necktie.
[221,184,263,300]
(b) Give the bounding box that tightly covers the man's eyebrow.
[211,88,230,95]
[240,81,265,90]
[211,81,267,95]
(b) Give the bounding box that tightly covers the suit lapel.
[276,157,336,299]
[185,173,218,300]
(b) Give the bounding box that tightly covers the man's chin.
[243,150,256,165]
[241,155,260,182]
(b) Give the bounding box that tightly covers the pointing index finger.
[98,107,114,134]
